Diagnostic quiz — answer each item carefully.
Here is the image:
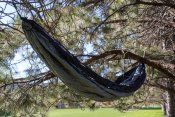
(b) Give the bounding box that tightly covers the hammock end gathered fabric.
[21,18,146,101]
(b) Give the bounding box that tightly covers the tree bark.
[162,102,167,116]
[165,80,175,117]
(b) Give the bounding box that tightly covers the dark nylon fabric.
[21,18,146,100]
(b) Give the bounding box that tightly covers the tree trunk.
[162,101,167,116]
[165,81,175,117]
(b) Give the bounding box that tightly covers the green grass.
[47,108,164,117]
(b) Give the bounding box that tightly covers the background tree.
[0,0,175,117]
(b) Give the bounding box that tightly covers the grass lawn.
[47,108,164,117]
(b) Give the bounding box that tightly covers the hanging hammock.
[21,18,146,101]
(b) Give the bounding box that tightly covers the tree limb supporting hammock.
[21,17,146,101]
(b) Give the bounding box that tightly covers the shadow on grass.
[140,107,161,110]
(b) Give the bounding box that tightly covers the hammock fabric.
[21,18,146,101]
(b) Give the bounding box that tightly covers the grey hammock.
[21,18,146,101]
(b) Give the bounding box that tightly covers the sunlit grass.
[47,108,164,117]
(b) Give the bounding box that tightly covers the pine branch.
[84,49,175,79]
[81,0,104,7]
[136,0,175,9]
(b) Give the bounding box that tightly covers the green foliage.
[0,30,24,60]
